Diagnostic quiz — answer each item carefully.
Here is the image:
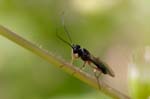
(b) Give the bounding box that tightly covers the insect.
[56,16,115,88]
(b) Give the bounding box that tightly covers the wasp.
[56,16,115,88]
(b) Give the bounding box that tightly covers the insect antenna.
[56,29,73,48]
[61,13,73,44]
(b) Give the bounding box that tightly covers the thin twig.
[0,25,130,99]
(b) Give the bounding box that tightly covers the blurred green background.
[0,0,150,99]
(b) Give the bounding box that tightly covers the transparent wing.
[90,55,115,77]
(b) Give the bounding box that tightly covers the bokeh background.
[0,0,150,99]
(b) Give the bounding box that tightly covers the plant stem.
[0,25,130,99]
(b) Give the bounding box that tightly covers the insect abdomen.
[90,56,115,77]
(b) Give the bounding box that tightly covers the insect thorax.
[72,44,91,61]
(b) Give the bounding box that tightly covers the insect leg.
[72,61,87,76]
[80,61,87,69]
[70,50,75,65]
[93,68,102,90]
[88,63,102,89]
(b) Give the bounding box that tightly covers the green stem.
[0,25,130,99]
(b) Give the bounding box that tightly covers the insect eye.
[76,45,80,48]
[73,45,81,53]
[72,45,80,49]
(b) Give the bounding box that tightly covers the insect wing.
[90,55,115,77]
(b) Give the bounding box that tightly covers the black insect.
[56,16,115,88]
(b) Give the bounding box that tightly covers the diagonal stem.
[0,25,130,99]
